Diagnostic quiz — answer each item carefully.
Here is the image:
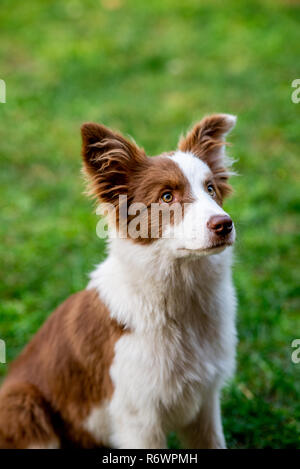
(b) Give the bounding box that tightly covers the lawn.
[0,0,299,449]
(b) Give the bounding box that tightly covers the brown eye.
[161,192,173,203]
[207,183,216,197]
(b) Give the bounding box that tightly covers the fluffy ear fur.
[178,114,236,197]
[81,122,147,205]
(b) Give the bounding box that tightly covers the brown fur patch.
[81,123,194,244]
[127,155,194,243]
[81,122,148,206]
[178,114,234,198]
[0,289,127,448]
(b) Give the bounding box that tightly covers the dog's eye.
[207,183,216,197]
[161,192,173,203]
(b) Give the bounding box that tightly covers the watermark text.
[0,339,6,364]
[0,79,6,103]
[291,339,300,364]
[291,79,300,103]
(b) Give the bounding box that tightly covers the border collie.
[0,114,237,449]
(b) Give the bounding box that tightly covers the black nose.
[207,215,233,236]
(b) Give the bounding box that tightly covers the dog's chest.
[85,253,236,443]
[109,315,222,428]
[83,322,208,445]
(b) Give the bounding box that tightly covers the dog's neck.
[88,237,233,332]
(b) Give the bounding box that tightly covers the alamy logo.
[291,79,300,104]
[0,79,6,103]
[95,195,202,240]
[0,339,6,364]
[291,339,300,364]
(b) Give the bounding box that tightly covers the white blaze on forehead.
[168,150,212,197]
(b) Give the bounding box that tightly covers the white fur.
[82,399,111,447]
[85,151,237,449]
[27,439,60,449]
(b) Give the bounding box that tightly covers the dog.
[0,114,237,449]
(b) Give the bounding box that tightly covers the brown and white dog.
[0,114,237,449]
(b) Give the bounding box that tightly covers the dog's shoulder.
[2,288,127,447]
[7,288,126,376]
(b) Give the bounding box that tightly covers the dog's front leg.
[111,414,167,449]
[177,388,226,449]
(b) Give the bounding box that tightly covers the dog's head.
[81,114,236,258]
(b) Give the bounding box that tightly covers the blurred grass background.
[0,0,299,448]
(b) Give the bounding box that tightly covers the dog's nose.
[207,215,233,236]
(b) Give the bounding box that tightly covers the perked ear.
[178,114,237,197]
[81,122,146,204]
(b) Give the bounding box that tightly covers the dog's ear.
[81,122,147,204]
[178,114,237,197]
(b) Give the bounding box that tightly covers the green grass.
[0,0,299,449]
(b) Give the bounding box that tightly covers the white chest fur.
[86,240,237,448]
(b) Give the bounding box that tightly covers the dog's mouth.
[177,240,233,255]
